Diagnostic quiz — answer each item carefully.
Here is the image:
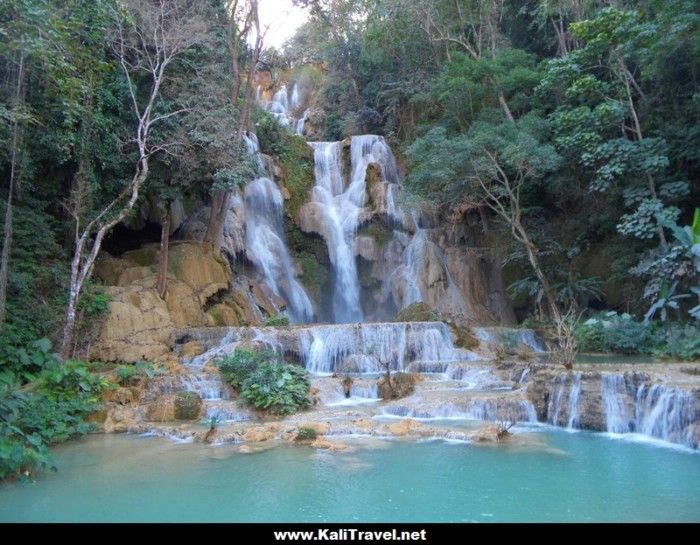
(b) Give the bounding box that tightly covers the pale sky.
[258,0,309,50]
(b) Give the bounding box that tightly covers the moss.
[357,220,393,248]
[122,247,157,267]
[392,302,441,322]
[285,219,332,319]
[174,391,202,420]
[449,323,479,350]
[295,426,318,441]
[279,133,315,222]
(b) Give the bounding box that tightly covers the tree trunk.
[0,53,23,326]
[204,190,229,250]
[156,203,170,299]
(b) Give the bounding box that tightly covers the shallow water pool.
[0,430,698,522]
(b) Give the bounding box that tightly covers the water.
[308,141,363,323]
[244,177,313,323]
[1,433,697,522]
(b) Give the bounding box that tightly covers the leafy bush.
[295,426,318,441]
[217,348,277,390]
[114,361,165,385]
[575,312,660,354]
[655,325,700,361]
[0,340,108,480]
[241,363,311,415]
[265,314,290,327]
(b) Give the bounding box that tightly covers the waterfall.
[567,373,582,429]
[182,321,469,376]
[244,178,313,323]
[601,373,633,433]
[309,141,363,323]
[547,373,581,429]
[635,384,697,447]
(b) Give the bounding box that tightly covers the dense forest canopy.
[0,0,698,478]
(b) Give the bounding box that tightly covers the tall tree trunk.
[156,202,170,299]
[0,52,24,326]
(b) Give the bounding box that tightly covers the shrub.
[655,325,700,361]
[377,372,417,400]
[265,314,290,327]
[217,348,277,390]
[174,391,202,420]
[575,312,660,354]
[1,343,108,480]
[296,426,318,441]
[114,361,165,385]
[241,363,311,415]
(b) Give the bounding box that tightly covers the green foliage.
[114,361,165,385]
[295,426,318,441]
[265,314,290,327]
[0,339,107,480]
[241,362,311,415]
[654,325,700,361]
[217,348,278,390]
[575,312,661,354]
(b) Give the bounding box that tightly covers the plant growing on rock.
[217,348,277,390]
[295,426,318,441]
[265,314,290,327]
[174,391,202,421]
[241,363,311,415]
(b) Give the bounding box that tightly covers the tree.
[203,0,264,251]
[60,0,207,358]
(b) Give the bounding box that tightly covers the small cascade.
[567,373,582,429]
[180,321,471,377]
[547,373,581,429]
[635,384,697,448]
[243,177,313,323]
[601,373,633,433]
[179,372,230,401]
[258,82,307,132]
[383,398,537,422]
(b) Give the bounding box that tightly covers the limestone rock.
[145,396,176,422]
[180,341,204,359]
[387,418,421,436]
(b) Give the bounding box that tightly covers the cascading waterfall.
[243,177,313,323]
[567,373,582,429]
[547,373,582,429]
[601,373,633,433]
[635,384,697,447]
[308,141,363,323]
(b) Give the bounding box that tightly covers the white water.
[601,374,633,433]
[547,373,582,429]
[309,141,363,323]
[244,177,313,323]
[635,384,697,448]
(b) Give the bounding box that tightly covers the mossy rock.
[392,302,441,323]
[450,323,479,350]
[174,391,202,420]
[357,220,393,248]
[279,133,315,222]
[122,247,158,267]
